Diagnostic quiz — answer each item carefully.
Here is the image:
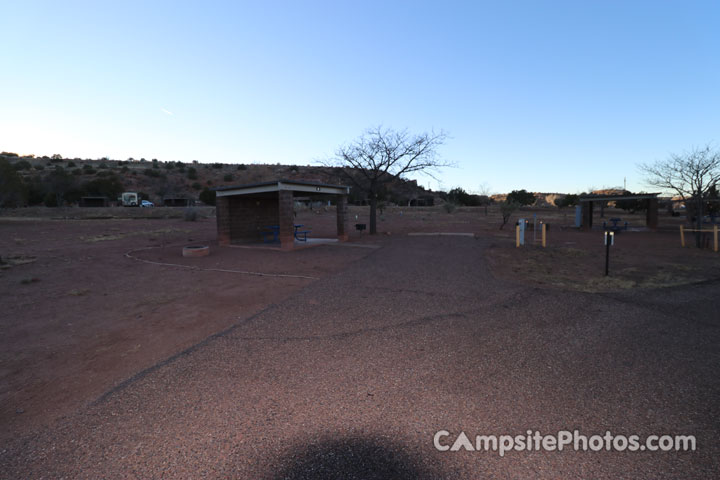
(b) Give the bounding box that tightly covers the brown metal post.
[278,190,295,250]
[581,201,593,231]
[680,225,685,247]
[646,197,658,230]
[336,194,348,241]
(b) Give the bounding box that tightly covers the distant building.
[163,196,195,207]
[79,196,109,207]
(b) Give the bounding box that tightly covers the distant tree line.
[0,158,125,207]
[443,188,492,207]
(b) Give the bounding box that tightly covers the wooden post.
[542,223,547,248]
[714,225,718,252]
[680,225,685,248]
[516,224,520,248]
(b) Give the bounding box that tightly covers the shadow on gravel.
[271,436,445,480]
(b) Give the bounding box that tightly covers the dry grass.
[67,288,90,296]
[80,228,189,243]
[489,244,717,293]
[1,255,38,269]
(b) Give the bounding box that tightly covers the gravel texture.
[2,235,718,478]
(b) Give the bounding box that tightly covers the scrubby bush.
[13,160,32,171]
[237,164,247,170]
[554,194,579,208]
[616,198,647,213]
[447,187,485,206]
[24,178,46,205]
[223,173,233,182]
[187,167,198,180]
[0,158,27,207]
[83,175,124,199]
[191,182,202,190]
[506,189,536,206]
[44,192,58,207]
[44,166,77,206]
[199,187,216,206]
[183,208,198,221]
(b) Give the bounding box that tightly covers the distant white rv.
[120,192,140,207]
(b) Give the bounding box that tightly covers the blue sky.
[2,1,719,194]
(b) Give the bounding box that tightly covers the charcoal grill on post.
[355,223,366,235]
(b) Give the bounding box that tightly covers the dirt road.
[2,234,718,478]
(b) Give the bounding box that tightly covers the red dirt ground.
[1,205,718,478]
[0,214,372,442]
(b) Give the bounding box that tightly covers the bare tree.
[326,126,451,234]
[640,145,720,246]
[499,200,520,229]
[477,182,492,215]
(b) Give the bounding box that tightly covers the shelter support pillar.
[279,190,295,250]
[337,194,348,241]
[216,196,231,245]
[581,201,593,231]
[646,198,658,230]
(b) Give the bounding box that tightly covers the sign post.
[604,230,615,276]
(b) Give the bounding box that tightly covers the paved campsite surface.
[2,229,719,478]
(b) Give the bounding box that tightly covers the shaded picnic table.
[261,225,311,243]
[603,217,628,232]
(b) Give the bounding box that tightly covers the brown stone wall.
[216,196,231,245]
[217,195,279,244]
[278,190,295,250]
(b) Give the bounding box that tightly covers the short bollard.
[604,231,615,276]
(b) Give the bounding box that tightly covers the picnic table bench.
[261,225,280,243]
[293,224,311,241]
[261,225,311,243]
[603,217,628,232]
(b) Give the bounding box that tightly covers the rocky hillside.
[1,153,433,207]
